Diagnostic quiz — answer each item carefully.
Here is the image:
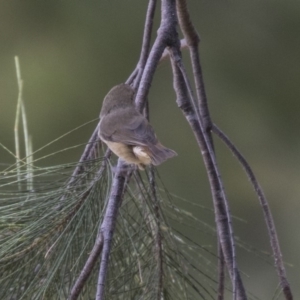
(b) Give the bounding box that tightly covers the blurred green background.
[1,0,299,298]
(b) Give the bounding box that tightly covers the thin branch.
[95,161,129,300]
[133,0,157,90]
[139,0,157,69]
[134,0,178,113]
[126,0,157,88]
[69,233,104,300]
[175,1,226,297]
[168,45,247,299]
[61,125,103,195]
[71,127,102,178]
[212,124,293,300]
[67,157,110,300]
[176,0,212,133]
[126,68,139,86]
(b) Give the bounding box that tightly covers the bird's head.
[100,83,135,118]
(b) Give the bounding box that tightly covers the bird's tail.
[148,143,177,166]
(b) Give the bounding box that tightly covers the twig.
[69,233,104,300]
[95,161,128,300]
[70,127,102,179]
[126,0,157,88]
[126,68,139,86]
[67,153,111,300]
[212,124,293,300]
[133,0,157,90]
[175,1,225,297]
[176,0,212,133]
[168,45,246,299]
[134,0,178,113]
[60,126,102,196]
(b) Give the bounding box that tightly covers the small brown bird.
[99,83,177,170]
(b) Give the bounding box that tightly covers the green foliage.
[0,120,228,299]
[0,139,110,299]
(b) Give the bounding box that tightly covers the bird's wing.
[99,107,158,146]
